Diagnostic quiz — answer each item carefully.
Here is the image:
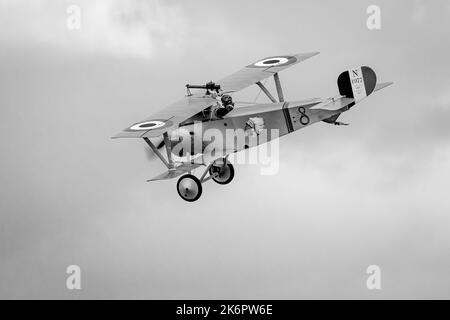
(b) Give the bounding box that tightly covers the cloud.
[437,90,450,109]
[0,0,188,58]
[411,0,426,24]
[1,0,450,299]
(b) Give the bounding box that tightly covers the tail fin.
[337,66,377,103]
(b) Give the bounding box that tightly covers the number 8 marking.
[298,107,310,125]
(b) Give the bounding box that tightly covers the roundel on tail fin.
[338,66,377,102]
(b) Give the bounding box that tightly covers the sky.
[0,0,449,299]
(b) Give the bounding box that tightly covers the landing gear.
[177,174,202,202]
[145,136,234,202]
[176,158,234,202]
[209,161,235,185]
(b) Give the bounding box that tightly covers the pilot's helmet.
[221,94,233,106]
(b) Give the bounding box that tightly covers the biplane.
[113,53,392,202]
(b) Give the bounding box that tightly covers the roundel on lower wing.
[249,56,297,68]
[128,120,171,131]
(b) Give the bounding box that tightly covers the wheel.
[209,161,234,185]
[177,174,202,202]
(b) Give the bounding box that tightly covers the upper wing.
[217,52,319,93]
[113,53,319,139]
[112,95,217,139]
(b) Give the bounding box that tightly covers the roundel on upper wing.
[127,120,172,131]
[249,56,297,68]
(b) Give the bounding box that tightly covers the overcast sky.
[0,0,449,299]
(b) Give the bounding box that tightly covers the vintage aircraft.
[113,53,392,202]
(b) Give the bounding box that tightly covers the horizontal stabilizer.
[374,82,393,92]
[309,96,355,111]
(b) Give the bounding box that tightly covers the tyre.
[209,161,235,185]
[177,174,202,202]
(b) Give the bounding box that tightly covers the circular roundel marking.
[129,120,166,131]
[254,57,289,67]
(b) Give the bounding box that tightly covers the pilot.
[215,94,235,118]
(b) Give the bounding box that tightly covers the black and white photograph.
[0,0,449,307]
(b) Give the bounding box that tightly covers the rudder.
[337,66,377,102]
